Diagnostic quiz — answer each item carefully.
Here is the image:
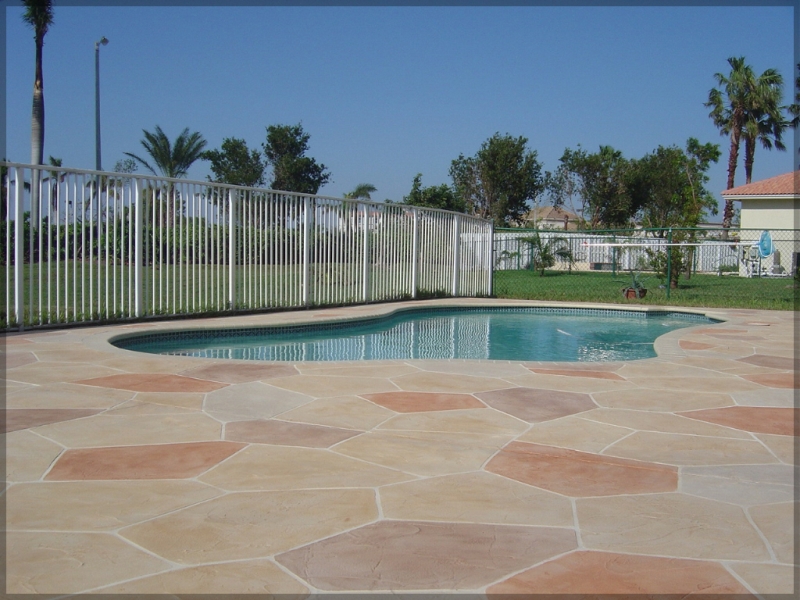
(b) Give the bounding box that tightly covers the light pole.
[95,36,109,171]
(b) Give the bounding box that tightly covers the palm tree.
[343,183,377,200]
[124,126,207,178]
[125,126,206,226]
[740,72,787,184]
[706,57,784,228]
[22,0,54,228]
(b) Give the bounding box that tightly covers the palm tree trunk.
[30,35,45,229]
[722,125,741,231]
[743,137,755,184]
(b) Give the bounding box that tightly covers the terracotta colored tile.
[487,551,753,596]
[75,373,227,393]
[224,419,360,447]
[121,489,378,564]
[476,387,595,423]
[741,372,798,389]
[527,368,625,380]
[276,520,577,591]
[737,354,799,370]
[679,340,715,350]
[362,391,485,412]
[180,362,298,383]
[486,442,677,496]
[677,406,796,436]
[45,441,245,480]
[577,493,772,561]
[4,408,103,433]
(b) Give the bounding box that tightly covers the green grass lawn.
[493,269,797,311]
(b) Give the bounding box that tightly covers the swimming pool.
[113,307,717,362]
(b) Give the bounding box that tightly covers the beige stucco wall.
[739,198,799,234]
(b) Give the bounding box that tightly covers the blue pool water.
[113,307,716,362]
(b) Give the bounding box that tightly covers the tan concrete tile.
[98,354,206,374]
[76,373,227,393]
[133,391,205,409]
[617,361,723,379]
[7,481,222,530]
[103,399,200,416]
[292,363,419,378]
[5,382,134,409]
[377,408,529,436]
[680,464,794,506]
[276,520,577,591]
[4,430,64,482]
[755,433,795,463]
[95,559,310,596]
[487,550,753,596]
[476,387,595,423]
[199,444,413,491]
[592,387,734,412]
[749,502,794,564]
[625,375,765,393]
[34,413,223,448]
[6,362,124,385]
[516,415,632,453]
[732,388,795,407]
[266,373,398,397]
[583,408,753,439]
[7,531,171,594]
[225,419,360,447]
[741,372,798,389]
[528,367,626,380]
[391,370,509,393]
[412,360,533,378]
[180,361,299,383]
[727,562,796,594]
[5,350,38,368]
[120,489,378,564]
[204,381,315,421]
[577,493,771,561]
[605,431,779,466]
[334,430,511,476]
[505,372,634,394]
[278,395,394,430]
[31,348,112,363]
[380,471,573,526]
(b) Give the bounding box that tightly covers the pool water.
[114,307,715,362]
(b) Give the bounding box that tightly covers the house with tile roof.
[520,205,581,230]
[721,171,799,276]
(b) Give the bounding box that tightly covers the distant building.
[520,205,581,230]
[721,171,799,231]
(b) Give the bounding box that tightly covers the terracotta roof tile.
[721,171,799,196]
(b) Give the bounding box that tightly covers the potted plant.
[622,271,647,299]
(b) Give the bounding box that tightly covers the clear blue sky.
[4,3,797,219]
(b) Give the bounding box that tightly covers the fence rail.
[1,163,493,330]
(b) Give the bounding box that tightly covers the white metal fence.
[1,163,493,330]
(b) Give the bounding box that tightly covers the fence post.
[14,167,24,329]
[302,196,312,307]
[411,208,419,299]
[133,178,143,317]
[361,203,370,302]
[487,222,494,297]
[666,228,672,300]
[451,214,461,296]
[228,189,237,311]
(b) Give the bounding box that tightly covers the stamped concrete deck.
[2,299,797,597]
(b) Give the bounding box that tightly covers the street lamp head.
[96,36,109,48]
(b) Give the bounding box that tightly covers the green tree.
[635,138,720,231]
[263,123,331,194]
[124,126,207,178]
[557,145,638,229]
[343,183,377,200]
[705,56,785,227]
[401,174,465,212]
[22,0,54,227]
[520,231,575,276]
[201,137,266,188]
[449,133,543,227]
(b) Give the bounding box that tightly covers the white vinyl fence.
[1,163,493,330]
